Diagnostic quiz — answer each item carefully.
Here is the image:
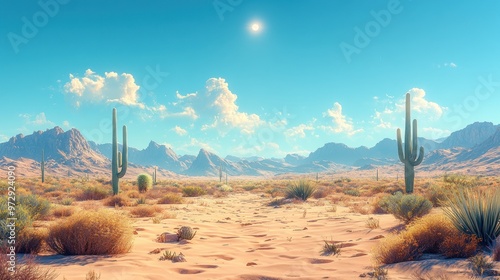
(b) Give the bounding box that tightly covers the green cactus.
[396,93,424,193]
[41,149,45,183]
[111,108,128,195]
[153,166,157,185]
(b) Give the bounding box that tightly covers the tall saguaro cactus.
[41,149,45,183]
[112,108,128,195]
[397,93,424,193]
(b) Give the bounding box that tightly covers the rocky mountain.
[0,127,108,171]
[92,141,188,173]
[439,122,499,149]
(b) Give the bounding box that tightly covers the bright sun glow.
[250,23,261,32]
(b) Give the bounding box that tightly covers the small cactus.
[137,173,152,193]
[111,108,128,195]
[176,226,197,241]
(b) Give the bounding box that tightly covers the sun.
[250,22,262,33]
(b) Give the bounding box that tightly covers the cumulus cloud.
[321,102,362,136]
[62,120,70,128]
[285,124,315,138]
[175,78,263,134]
[438,62,458,68]
[172,126,188,136]
[397,88,444,119]
[64,69,144,108]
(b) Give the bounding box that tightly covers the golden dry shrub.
[51,206,76,218]
[439,232,479,258]
[405,214,455,253]
[129,205,162,217]
[16,227,48,254]
[0,253,58,280]
[373,233,421,264]
[104,194,132,207]
[46,210,133,255]
[157,194,184,204]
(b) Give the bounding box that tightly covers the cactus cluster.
[396,93,424,193]
[111,108,128,195]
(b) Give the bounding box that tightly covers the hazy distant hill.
[0,121,498,176]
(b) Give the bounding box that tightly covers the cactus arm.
[396,128,405,163]
[118,152,122,168]
[117,125,127,178]
[411,119,419,161]
[404,93,412,161]
[412,147,424,166]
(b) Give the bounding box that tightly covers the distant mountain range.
[0,121,498,177]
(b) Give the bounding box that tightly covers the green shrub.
[0,198,32,240]
[442,188,500,246]
[380,192,432,223]
[182,186,206,197]
[285,180,316,201]
[343,188,360,197]
[217,184,233,192]
[17,194,51,220]
[137,174,153,193]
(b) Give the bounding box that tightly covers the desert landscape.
[2,1,500,279]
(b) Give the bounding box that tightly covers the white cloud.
[19,112,54,127]
[439,62,457,68]
[397,88,444,119]
[64,69,144,108]
[172,126,187,136]
[285,124,314,138]
[0,134,8,142]
[423,127,451,139]
[321,102,363,136]
[175,78,263,134]
[62,120,70,128]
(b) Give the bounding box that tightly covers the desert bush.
[60,197,73,206]
[424,184,450,207]
[157,194,184,204]
[46,209,133,255]
[374,214,479,264]
[137,174,153,193]
[285,180,316,201]
[126,190,140,198]
[313,187,330,199]
[177,226,196,241]
[366,217,380,229]
[129,205,161,217]
[85,270,101,280]
[104,194,132,207]
[442,188,500,246]
[439,233,479,258]
[17,194,51,220]
[136,196,147,205]
[217,184,233,192]
[77,186,109,201]
[51,206,75,218]
[343,188,360,197]
[380,192,432,223]
[0,253,58,280]
[443,173,477,187]
[181,186,206,197]
[16,227,48,254]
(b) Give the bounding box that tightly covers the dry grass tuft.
[129,205,163,217]
[46,209,133,255]
[157,194,184,204]
[0,253,58,280]
[16,227,48,254]
[104,194,133,207]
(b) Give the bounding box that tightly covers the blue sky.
[1,0,499,158]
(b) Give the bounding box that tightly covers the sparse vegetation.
[129,205,162,217]
[366,217,380,229]
[285,180,316,201]
[78,186,109,201]
[321,240,342,256]
[182,186,206,197]
[468,254,493,277]
[85,270,101,280]
[0,254,58,280]
[379,192,432,223]
[157,193,184,204]
[46,209,133,255]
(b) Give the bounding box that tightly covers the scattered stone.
[157,232,178,243]
[369,235,385,240]
[246,262,257,266]
[149,248,162,254]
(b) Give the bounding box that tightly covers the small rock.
[246,262,257,266]
[172,253,186,263]
[359,273,366,278]
[157,232,178,243]
[369,235,385,240]
[149,248,162,254]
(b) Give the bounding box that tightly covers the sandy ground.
[33,193,488,280]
